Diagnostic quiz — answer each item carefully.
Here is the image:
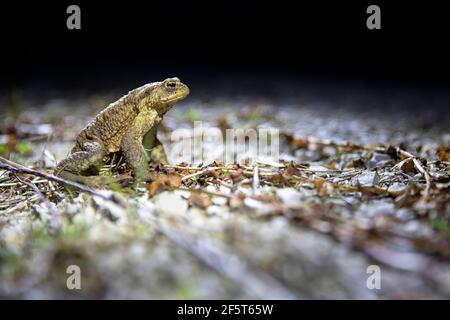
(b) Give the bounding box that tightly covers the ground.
[0,80,449,299]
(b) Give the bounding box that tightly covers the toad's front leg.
[120,109,160,180]
[143,126,169,165]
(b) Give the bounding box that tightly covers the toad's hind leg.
[55,140,106,176]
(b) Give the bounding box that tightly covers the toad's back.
[72,93,140,153]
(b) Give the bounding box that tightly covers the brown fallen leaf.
[385,145,399,159]
[313,178,326,189]
[5,133,17,157]
[394,157,416,173]
[285,162,301,176]
[147,174,181,197]
[188,193,213,209]
[437,145,449,162]
[358,185,390,196]
[345,158,365,169]
[291,137,309,149]
[230,169,244,183]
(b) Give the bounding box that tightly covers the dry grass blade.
[411,157,433,201]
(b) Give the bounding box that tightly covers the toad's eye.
[165,81,177,89]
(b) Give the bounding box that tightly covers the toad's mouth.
[161,90,190,103]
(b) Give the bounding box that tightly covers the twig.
[0,156,29,170]
[0,182,19,187]
[165,165,204,171]
[0,157,118,203]
[181,166,223,181]
[411,157,433,200]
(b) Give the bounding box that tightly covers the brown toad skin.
[55,77,189,183]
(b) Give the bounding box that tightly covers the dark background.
[1,0,449,91]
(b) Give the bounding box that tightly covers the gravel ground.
[0,82,449,299]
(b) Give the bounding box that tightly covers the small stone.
[367,153,392,169]
[276,188,302,208]
[388,182,407,194]
[154,191,188,216]
[356,172,376,186]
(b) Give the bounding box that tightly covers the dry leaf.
[285,162,300,176]
[397,158,416,173]
[437,145,449,162]
[188,193,213,209]
[147,174,181,197]
[291,137,309,149]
